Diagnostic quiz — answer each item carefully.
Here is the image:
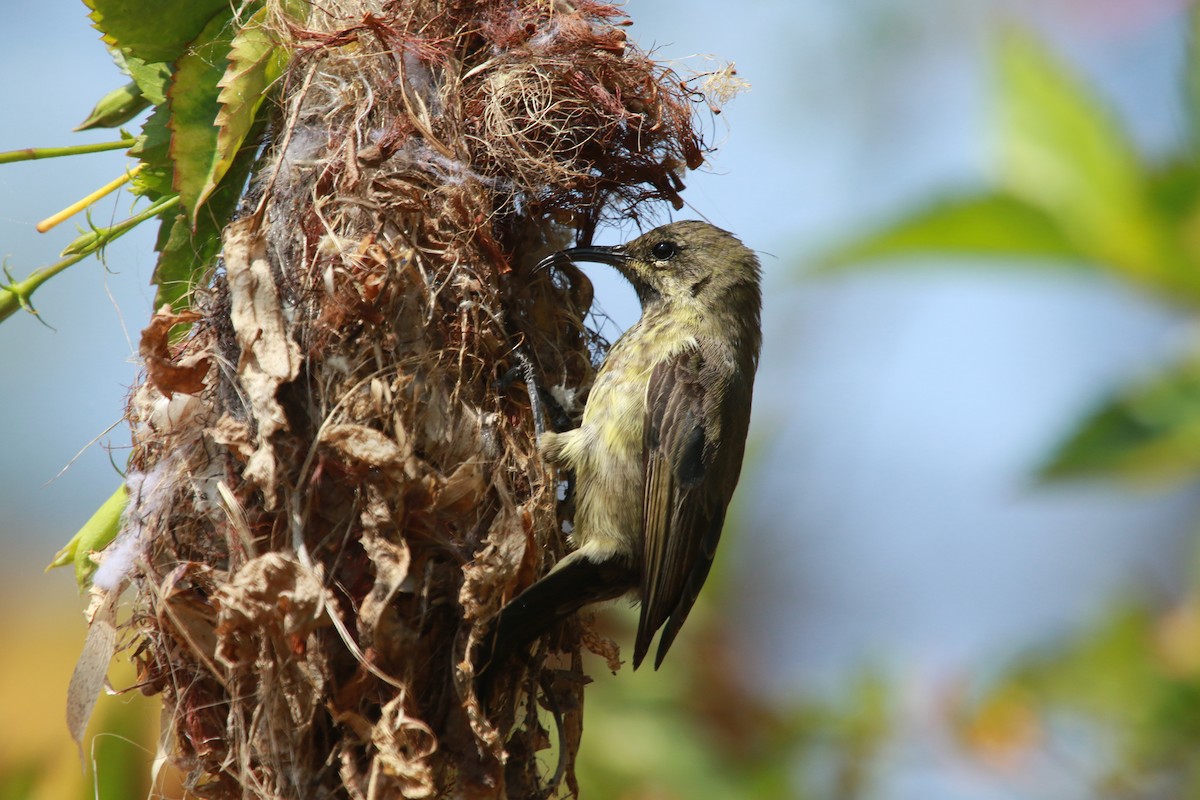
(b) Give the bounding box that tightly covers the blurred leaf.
[75,81,149,131]
[815,193,1085,272]
[828,671,889,799]
[1041,356,1200,484]
[1149,160,1200,222]
[1188,7,1200,153]
[986,600,1200,793]
[997,28,1192,296]
[84,0,230,64]
[1007,606,1158,726]
[1152,161,1200,273]
[575,599,812,799]
[0,757,44,800]
[951,683,1042,769]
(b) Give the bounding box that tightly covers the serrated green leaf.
[83,0,231,64]
[129,103,174,199]
[209,8,286,215]
[814,193,1086,273]
[121,55,171,106]
[997,28,1190,294]
[153,126,262,310]
[168,10,238,220]
[75,81,149,131]
[1040,356,1200,485]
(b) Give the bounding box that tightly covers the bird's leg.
[497,347,579,518]
[496,347,574,436]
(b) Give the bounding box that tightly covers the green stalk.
[0,139,136,165]
[0,195,179,323]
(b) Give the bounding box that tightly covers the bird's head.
[539,220,761,309]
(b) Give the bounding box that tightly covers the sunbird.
[486,220,762,675]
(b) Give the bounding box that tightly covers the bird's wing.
[634,345,730,669]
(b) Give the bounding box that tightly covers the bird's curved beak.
[535,244,627,273]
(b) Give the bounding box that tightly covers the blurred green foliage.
[824,12,1200,797]
[575,593,891,800]
[823,19,1200,486]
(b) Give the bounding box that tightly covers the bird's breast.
[565,317,697,563]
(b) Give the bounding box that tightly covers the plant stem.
[0,139,136,165]
[0,195,179,324]
[37,164,145,233]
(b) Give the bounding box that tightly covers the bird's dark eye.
[651,240,678,261]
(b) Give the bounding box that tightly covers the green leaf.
[1148,160,1200,221]
[168,10,238,220]
[83,0,231,64]
[152,126,262,310]
[129,103,174,199]
[120,54,171,106]
[815,193,1086,272]
[1041,356,1200,485]
[75,81,150,131]
[210,8,286,214]
[1146,161,1200,270]
[997,28,1187,293]
[46,484,128,591]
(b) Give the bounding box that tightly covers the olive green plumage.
[489,220,762,674]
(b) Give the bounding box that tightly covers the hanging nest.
[108,0,721,797]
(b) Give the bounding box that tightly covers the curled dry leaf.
[371,694,439,798]
[139,306,209,398]
[224,218,302,508]
[214,552,333,668]
[581,624,623,674]
[320,422,409,472]
[66,591,118,759]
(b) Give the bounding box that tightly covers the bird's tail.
[475,552,635,702]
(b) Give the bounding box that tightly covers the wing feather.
[633,345,736,668]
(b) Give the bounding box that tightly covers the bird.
[482,219,762,678]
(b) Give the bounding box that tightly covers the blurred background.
[4,0,1200,798]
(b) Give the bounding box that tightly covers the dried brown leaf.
[372,694,438,798]
[435,461,487,512]
[139,306,209,398]
[320,423,408,470]
[224,218,302,508]
[66,591,118,758]
[581,623,622,674]
[207,414,256,460]
[214,553,332,668]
